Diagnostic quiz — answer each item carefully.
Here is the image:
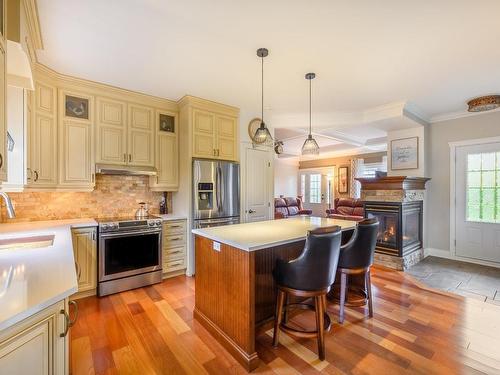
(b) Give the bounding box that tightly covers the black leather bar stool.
[272,226,342,361]
[337,218,379,324]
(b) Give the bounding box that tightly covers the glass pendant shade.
[301,134,320,155]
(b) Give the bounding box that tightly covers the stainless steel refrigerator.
[192,159,240,228]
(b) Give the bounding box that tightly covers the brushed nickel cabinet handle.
[129,154,132,162]
[123,153,127,162]
[75,262,81,280]
[0,153,3,169]
[34,170,39,182]
[60,309,70,337]
[27,168,32,181]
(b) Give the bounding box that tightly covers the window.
[466,152,500,223]
[309,174,321,204]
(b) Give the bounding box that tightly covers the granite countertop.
[191,216,358,252]
[0,218,97,332]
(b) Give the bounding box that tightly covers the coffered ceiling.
[36,0,500,155]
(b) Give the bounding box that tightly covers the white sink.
[0,235,55,251]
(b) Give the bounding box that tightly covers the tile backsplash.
[2,175,173,222]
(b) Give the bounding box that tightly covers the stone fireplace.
[356,176,430,270]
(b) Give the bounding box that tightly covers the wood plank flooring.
[70,266,500,374]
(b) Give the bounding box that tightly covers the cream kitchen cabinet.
[71,227,97,296]
[27,82,58,188]
[95,97,127,165]
[150,110,178,191]
[58,90,95,190]
[96,99,155,167]
[192,108,238,161]
[0,299,71,375]
[162,219,187,277]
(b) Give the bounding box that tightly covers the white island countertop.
[0,218,97,331]
[192,216,358,251]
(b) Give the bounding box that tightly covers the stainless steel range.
[97,216,163,296]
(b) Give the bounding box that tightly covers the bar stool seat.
[272,226,342,361]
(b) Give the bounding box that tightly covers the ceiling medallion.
[467,95,500,112]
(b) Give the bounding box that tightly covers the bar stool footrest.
[280,303,331,338]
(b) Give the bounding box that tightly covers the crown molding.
[430,106,500,123]
[177,95,239,116]
[22,0,43,50]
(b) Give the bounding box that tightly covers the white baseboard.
[424,247,500,269]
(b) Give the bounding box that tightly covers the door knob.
[248,209,255,214]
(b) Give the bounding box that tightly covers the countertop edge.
[0,285,77,332]
[192,230,307,252]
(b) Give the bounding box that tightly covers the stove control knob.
[101,224,109,231]
[156,220,162,226]
[148,221,154,227]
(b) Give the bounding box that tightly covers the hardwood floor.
[70,266,500,374]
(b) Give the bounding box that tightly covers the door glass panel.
[309,174,321,203]
[466,152,500,223]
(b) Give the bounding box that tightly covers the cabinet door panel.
[218,137,237,161]
[36,83,56,114]
[60,121,93,186]
[193,109,215,158]
[96,98,127,165]
[216,115,236,138]
[32,115,58,184]
[72,228,97,292]
[128,104,154,166]
[156,134,178,189]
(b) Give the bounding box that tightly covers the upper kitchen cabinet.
[183,97,239,161]
[26,80,58,188]
[58,90,95,190]
[150,110,178,191]
[128,104,154,167]
[96,97,127,165]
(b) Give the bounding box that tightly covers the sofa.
[326,197,364,221]
[274,196,312,219]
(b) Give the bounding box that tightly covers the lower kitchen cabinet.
[0,299,72,375]
[71,227,97,297]
[162,219,187,278]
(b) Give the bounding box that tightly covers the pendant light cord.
[309,78,312,135]
[261,55,264,123]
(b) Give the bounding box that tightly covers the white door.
[299,169,334,217]
[455,142,500,263]
[244,147,272,222]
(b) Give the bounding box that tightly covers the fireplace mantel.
[355,176,430,191]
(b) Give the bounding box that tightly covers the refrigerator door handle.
[216,165,222,212]
[218,165,224,210]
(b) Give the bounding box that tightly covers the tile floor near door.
[407,256,500,304]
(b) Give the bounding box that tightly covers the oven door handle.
[99,229,161,238]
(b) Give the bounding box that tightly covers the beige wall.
[274,159,298,197]
[427,111,500,251]
[299,151,386,198]
[2,175,173,222]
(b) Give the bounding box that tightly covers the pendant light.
[252,48,273,146]
[301,72,320,155]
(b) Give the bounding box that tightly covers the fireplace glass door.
[367,210,399,253]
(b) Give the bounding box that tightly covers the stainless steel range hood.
[95,164,158,176]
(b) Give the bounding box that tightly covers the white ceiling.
[36,0,500,157]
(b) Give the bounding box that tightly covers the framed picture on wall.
[338,166,349,194]
[65,95,89,119]
[391,137,419,170]
[159,114,175,133]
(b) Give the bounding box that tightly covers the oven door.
[99,229,162,282]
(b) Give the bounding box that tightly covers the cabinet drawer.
[163,220,186,234]
[164,245,186,261]
[163,233,186,248]
[164,258,186,272]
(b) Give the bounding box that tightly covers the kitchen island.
[191,216,358,371]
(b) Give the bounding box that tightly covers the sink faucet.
[0,192,16,219]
